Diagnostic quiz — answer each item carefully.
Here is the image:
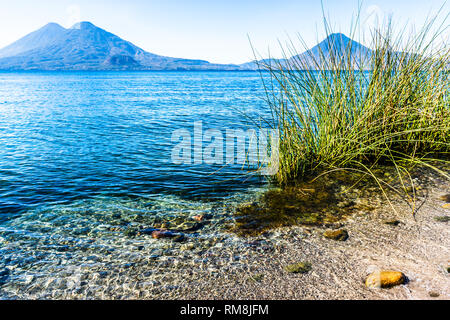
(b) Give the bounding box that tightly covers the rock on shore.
[365,271,406,289]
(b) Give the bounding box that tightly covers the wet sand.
[172,173,450,300]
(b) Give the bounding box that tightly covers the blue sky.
[0,0,448,63]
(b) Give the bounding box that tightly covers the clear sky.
[0,0,448,64]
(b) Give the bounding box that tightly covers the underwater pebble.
[180,243,195,251]
[152,230,176,239]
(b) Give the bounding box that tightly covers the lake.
[0,71,275,210]
[0,71,273,298]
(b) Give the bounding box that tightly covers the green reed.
[257,13,449,198]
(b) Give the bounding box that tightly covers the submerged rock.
[442,203,450,209]
[323,229,349,241]
[439,194,450,202]
[365,271,406,288]
[192,214,212,222]
[284,262,312,274]
[139,227,186,240]
[152,230,176,239]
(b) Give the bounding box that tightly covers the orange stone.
[193,215,204,222]
[365,271,406,288]
[152,230,172,239]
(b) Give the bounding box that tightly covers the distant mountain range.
[0,22,373,71]
[242,33,372,70]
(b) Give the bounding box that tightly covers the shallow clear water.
[0,71,272,298]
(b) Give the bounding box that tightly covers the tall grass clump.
[258,13,449,195]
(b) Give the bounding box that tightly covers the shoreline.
[1,168,448,300]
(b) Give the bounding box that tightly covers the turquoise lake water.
[0,71,272,213]
[0,71,274,297]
